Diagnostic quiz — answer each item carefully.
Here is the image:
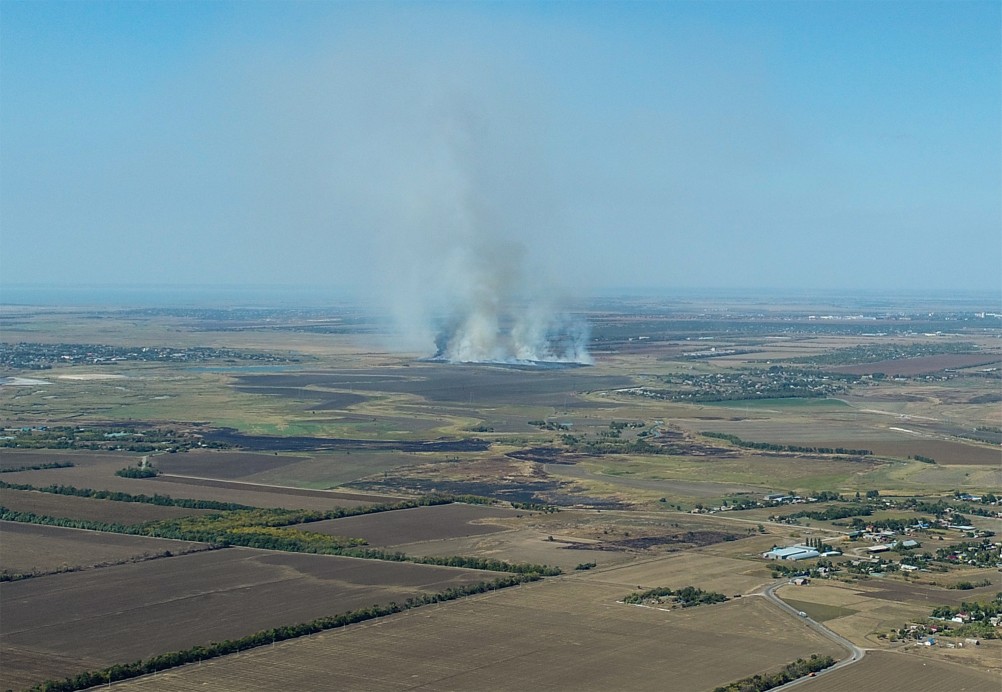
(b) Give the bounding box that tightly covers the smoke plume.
[352,51,592,365]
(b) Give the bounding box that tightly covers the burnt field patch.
[506,447,588,465]
[199,427,491,453]
[352,476,626,508]
[0,547,499,691]
[231,364,632,406]
[232,386,369,410]
[351,477,565,505]
[568,529,741,553]
[296,503,520,547]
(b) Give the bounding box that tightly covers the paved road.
[759,581,866,688]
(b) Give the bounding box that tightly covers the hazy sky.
[2,0,999,295]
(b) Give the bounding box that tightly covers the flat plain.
[2,298,1000,691]
[110,577,844,692]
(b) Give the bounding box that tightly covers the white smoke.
[347,50,592,365]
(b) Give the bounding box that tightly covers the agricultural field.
[296,503,522,546]
[0,487,215,524]
[110,577,844,692]
[0,547,499,690]
[0,521,207,575]
[806,649,1001,691]
[0,450,395,510]
[2,296,1000,691]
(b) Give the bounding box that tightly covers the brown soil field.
[296,503,521,546]
[831,354,1002,376]
[869,439,1001,466]
[0,548,497,691]
[110,576,843,692]
[806,649,1001,691]
[0,521,207,575]
[0,451,394,510]
[0,487,214,524]
[859,574,1002,606]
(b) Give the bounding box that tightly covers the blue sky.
[2,0,999,296]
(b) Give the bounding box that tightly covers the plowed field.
[0,548,497,690]
[109,577,843,692]
[297,503,519,546]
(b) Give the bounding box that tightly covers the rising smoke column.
[346,48,591,364]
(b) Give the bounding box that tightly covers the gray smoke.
[430,270,592,365]
[353,54,592,365]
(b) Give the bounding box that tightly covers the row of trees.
[0,479,494,520]
[713,654,836,692]
[701,432,872,456]
[786,505,872,521]
[29,574,535,692]
[0,480,252,511]
[0,461,74,474]
[0,506,561,577]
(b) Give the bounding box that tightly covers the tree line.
[713,654,837,692]
[0,506,561,576]
[0,480,253,511]
[0,461,74,474]
[701,432,872,456]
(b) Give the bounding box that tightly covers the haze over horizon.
[2,1,999,298]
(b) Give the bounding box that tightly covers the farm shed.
[762,546,820,561]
